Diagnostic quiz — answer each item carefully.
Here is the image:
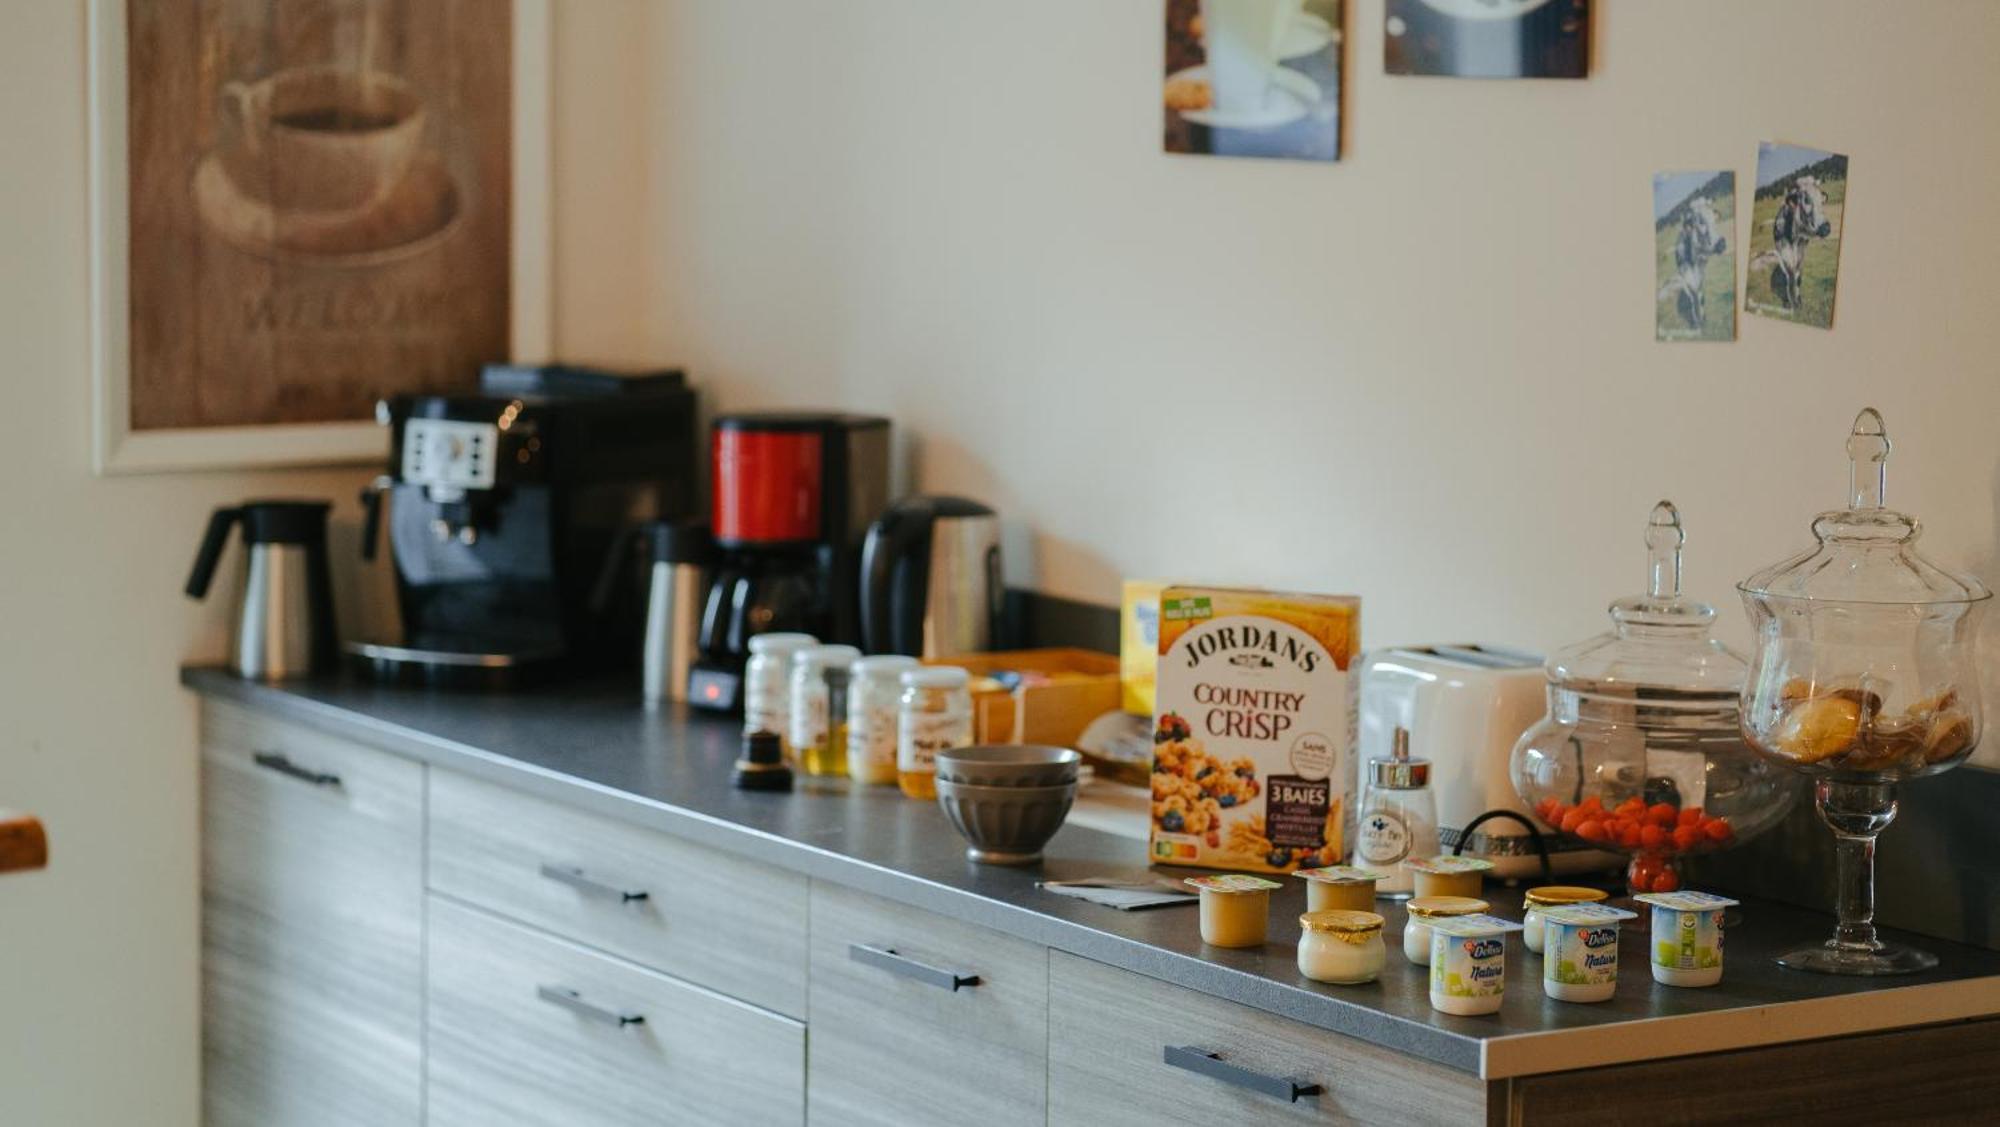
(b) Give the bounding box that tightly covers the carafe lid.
[1546,501,1745,704]
[1739,409,1990,606]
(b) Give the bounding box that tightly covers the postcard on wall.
[1163,0,1344,162]
[1745,142,1848,329]
[1385,0,1589,79]
[1653,171,1736,342]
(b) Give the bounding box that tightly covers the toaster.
[1356,645,1618,880]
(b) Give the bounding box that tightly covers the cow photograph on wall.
[1746,141,1849,330]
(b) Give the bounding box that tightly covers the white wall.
[0,7,382,1122]
[558,0,2000,673]
[4,1,1997,1121]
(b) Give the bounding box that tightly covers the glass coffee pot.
[1513,501,1794,895]
[1739,408,1989,975]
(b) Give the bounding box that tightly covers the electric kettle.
[860,496,1002,657]
[185,500,337,680]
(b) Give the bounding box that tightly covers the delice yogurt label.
[1539,904,1637,988]
[1426,914,1522,999]
[1636,891,1738,971]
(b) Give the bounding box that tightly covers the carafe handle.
[185,507,242,599]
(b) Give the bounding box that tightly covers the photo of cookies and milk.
[1163,0,1344,163]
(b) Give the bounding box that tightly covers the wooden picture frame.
[86,0,552,475]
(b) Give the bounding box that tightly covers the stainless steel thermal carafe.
[185,501,338,680]
[594,520,716,707]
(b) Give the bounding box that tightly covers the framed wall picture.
[87,0,552,475]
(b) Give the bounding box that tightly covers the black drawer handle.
[536,985,645,1028]
[539,862,649,903]
[849,943,980,991]
[1164,1045,1321,1103]
[252,751,341,788]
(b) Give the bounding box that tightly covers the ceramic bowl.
[933,744,1081,788]
[933,776,1076,865]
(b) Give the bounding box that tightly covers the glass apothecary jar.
[1512,502,1795,894]
[1739,409,1989,975]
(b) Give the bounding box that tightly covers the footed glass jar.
[1512,501,1794,894]
[1739,409,1989,975]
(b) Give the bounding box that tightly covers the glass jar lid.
[1522,885,1609,908]
[1740,409,1990,606]
[1546,500,1746,712]
[1404,895,1489,918]
[1299,909,1385,934]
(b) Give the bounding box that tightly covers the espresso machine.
[354,364,698,685]
[688,412,890,711]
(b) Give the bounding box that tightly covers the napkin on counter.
[1037,875,1197,911]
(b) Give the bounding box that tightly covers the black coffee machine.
[354,364,698,685]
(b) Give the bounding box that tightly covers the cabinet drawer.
[1048,951,1485,1126]
[200,701,425,1127]
[428,770,807,1016]
[426,896,805,1127]
[807,882,1048,1126]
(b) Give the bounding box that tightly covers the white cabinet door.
[807,882,1049,1127]
[201,701,424,1127]
[425,896,805,1127]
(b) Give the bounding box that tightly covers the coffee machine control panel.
[403,418,499,497]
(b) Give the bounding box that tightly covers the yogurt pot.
[1426,913,1523,1016]
[1539,902,1638,1003]
[1635,890,1739,987]
[1293,865,1389,912]
[1297,910,1387,984]
[1184,874,1282,948]
[1401,896,1489,965]
[1403,855,1494,900]
[1521,886,1610,954]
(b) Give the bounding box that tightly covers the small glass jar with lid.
[1356,727,1437,898]
[1521,885,1609,954]
[1297,910,1388,984]
[1401,895,1489,965]
[848,655,920,785]
[744,632,817,752]
[790,644,860,777]
[898,666,972,799]
[1511,501,1794,895]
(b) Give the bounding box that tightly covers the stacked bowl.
[933,745,1081,864]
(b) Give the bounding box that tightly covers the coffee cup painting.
[1745,142,1849,330]
[126,0,511,432]
[1163,0,1344,163]
[1653,171,1737,343]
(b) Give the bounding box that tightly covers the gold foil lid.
[1405,896,1490,918]
[1299,909,1385,935]
[1523,885,1610,908]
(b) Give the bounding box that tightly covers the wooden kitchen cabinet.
[1048,951,1488,1126]
[429,769,809,1017]
[425,896,806,1127]
[200,701,425,1127]
[807,882,1050,1126]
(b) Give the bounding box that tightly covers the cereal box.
[1120,579,1168,716]
[1149,587,1360,873]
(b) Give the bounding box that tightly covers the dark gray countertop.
[183,667,2000,1078]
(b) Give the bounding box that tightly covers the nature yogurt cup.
[1522,886,1610,954]
[1426,913,1523,1016]
[1404,854,1494,900]
[1293,865,1388,912]
[1635,890,1739,987]
[1184,874,1282,948]
[1539,902,1638,1003]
